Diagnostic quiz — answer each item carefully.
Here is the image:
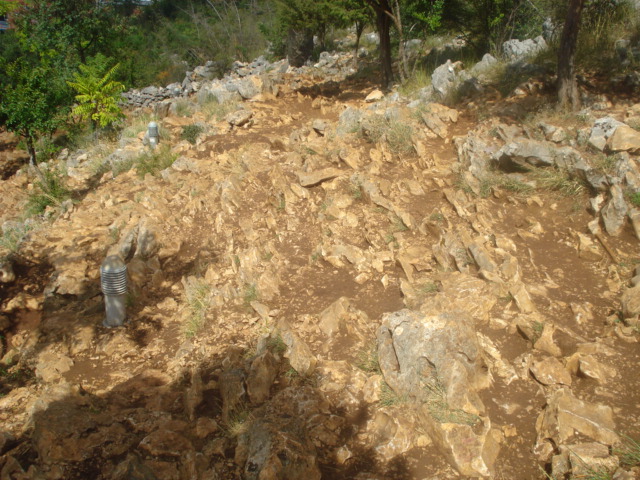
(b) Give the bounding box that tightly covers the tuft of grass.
[391,215,409,232]
[533,168,586,197]
[399,68,432,97]
[350,181,364,200]
[202,98,238,122]
[266,334,287,355]
[593,153,618,176]
[625,190,640,208]
[181,124,205,145]
[27,169,71,216]
[174,98,194,118]
[111,156,137,177]
[243,283,258,307]
[418,282,439,294]
[183,278,211,338]
[423,376,480,426]
[616,434,640,468]
[380,381,407,407]
[499,177,536,195]
[356,345,381,374]
[135,145,177,177]
[386,121,414,155]
[224,405,253,438]
[429,212,445,222]
[360,114,414,155]
[0,223,33,253]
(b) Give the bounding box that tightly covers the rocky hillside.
[1,44,640,480]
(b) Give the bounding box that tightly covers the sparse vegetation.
[533,168,586,197]
[26,168,71,216]
[0,222,33,253]
[380,381,407,407]
[243,283,258,307]
[356,345,381,374]
[181,124,205,145]
[616,434,640,468]
[224,405,253,438]
[135,145,177,177]
[183,278,211,338]
[266,334,287,355]
[174,99,195,118]
[423,375,480,426]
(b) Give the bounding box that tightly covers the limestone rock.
[278,320,317,376]
[297,168,343,187]
[220,368,246,423]
[494,139,555,168]
[139,430,194,457]
[552,443,619,479]
[530,357,572,386]
[246,351,279,405]
[226,109,254,127]
[607,125,640,153]
[536,388,619,447]
[502,36,547,61]
[621,284,640,320]
[35,351,73,383]
[377,309,497,476]
[589,117,626,151]
[235,387,322,480]
[365,89,384,102]
[0,256,15,283]
[602,185,629,236]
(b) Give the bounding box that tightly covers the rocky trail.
[1,48,640,480]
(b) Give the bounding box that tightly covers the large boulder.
[235,387,324,480]
[377,309,498,476]
[502,36,547,61]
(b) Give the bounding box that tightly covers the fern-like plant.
[67,54,125,131]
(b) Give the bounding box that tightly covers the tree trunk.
[25,135,46,185]
[557,0,586,110]
[354,20,365,67]
[376,5,393,88]
[391,0,408,82]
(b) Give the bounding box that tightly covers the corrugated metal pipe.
[101,255,128,328]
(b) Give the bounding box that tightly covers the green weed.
[616,434,640,468]
[183,278,211,338]
[0,223,33,253]
[135,145,177,177]
[356,346,381,374]
[423,376,480,426]
[243,283,258,307]
[181,124,204,145]
[380,381,407,407]
[27,169,71,216]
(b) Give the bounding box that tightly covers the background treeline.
[0,0,636,167]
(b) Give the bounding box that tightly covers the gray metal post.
[148,121,159,150]
[101,255,128,327]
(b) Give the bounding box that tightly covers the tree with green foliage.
[67,55,126,131]
[11,0,122,65]
[0,59,70,176]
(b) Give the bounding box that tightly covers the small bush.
[135,145,177,177]
[0,222,33,253]
[181,124,204,145]
[201,98,238,122]
[27,169,71,216]
[183,277,211,338]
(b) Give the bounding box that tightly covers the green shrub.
[181,124,204,145]
[27,169,71,216]
[135,146,177,177]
